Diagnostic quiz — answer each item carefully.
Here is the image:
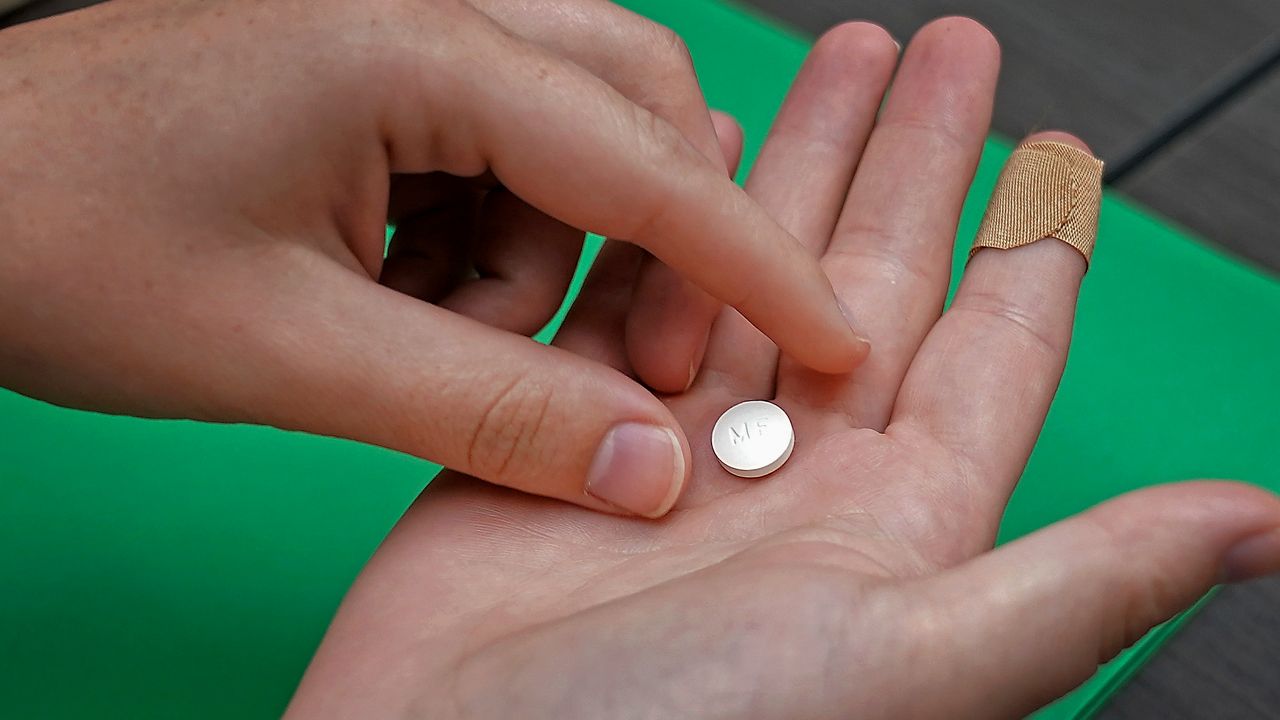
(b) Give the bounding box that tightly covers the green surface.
[2,0,1279,717]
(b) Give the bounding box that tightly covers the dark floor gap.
[1105,34,1280,185]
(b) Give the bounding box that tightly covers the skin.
[4,4,1279,718]
[0,0,868,520]
[283,18,1280,720]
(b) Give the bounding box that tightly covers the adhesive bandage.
[971,140,1104,264]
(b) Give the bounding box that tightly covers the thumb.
[916,481,1280,719]
[235,262,688,519]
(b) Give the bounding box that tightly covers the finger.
[709,110,745,172]
[778,17,999,429]
[697,22,899,398]
[439,189,583,335]
[380,198,476,302]
[383,4,868,375]
[237,258,689,519]
[890,132,1093,527]
[555,111,743,381]
[552,240,643,372]
[911,481,1280,719]
[471,0,727,165]
[625,110,744,391]
[469,0,732,391]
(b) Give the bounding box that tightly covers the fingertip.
[584,421,688,519]
[813,20,900,66]
[626,260,720,394]
[627,309,713,393]
[739,287,873,376]
[709,109,740,134]
[1023,130,1094,156]
[790,339,871,376]
[799,298,873,375]
[911,16,1001,66]
[1222,528,1280,583]
[709,109,744,173]
[1088,480,1280,584]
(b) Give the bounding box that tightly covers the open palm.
[286,19,1280,720]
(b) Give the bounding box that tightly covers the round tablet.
[711,400,794,478]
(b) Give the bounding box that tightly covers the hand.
[285,19,1280,719]
[0,0,866,518]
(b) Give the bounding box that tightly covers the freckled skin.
[0,0,866,519]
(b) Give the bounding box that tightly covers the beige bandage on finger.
[971,140,1104,266]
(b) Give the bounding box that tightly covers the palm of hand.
[288,20,1280,720]
[394,407,968,715]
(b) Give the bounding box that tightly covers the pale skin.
[287,19,1280,720]
[0,0,868,520]
[3,2,1280,718]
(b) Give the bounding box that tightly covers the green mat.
[3,0,1279,717]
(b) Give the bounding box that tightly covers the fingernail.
[838,298,872,348]
[586,423,685,518]
[1221,528,1280,583]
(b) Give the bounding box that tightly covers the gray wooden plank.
[1116,70,1280,273]
[737,0,1280,272]
[1101,577,1280,719]
[737,0,1280,162]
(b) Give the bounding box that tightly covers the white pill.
[711,400,794,478]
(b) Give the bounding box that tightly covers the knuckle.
[466,374,557,482]
[951,291,1066,359]
[1079,516,1187,664]
[874,112,972,153]
[1023,129,1094,156]
[648,22,695,72]
[620,21,698,104]
[820,237,938,290]
[634,23,716,157]
[646,111,692,162]
[1108,574,1178,662]
[615,107,691,238]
